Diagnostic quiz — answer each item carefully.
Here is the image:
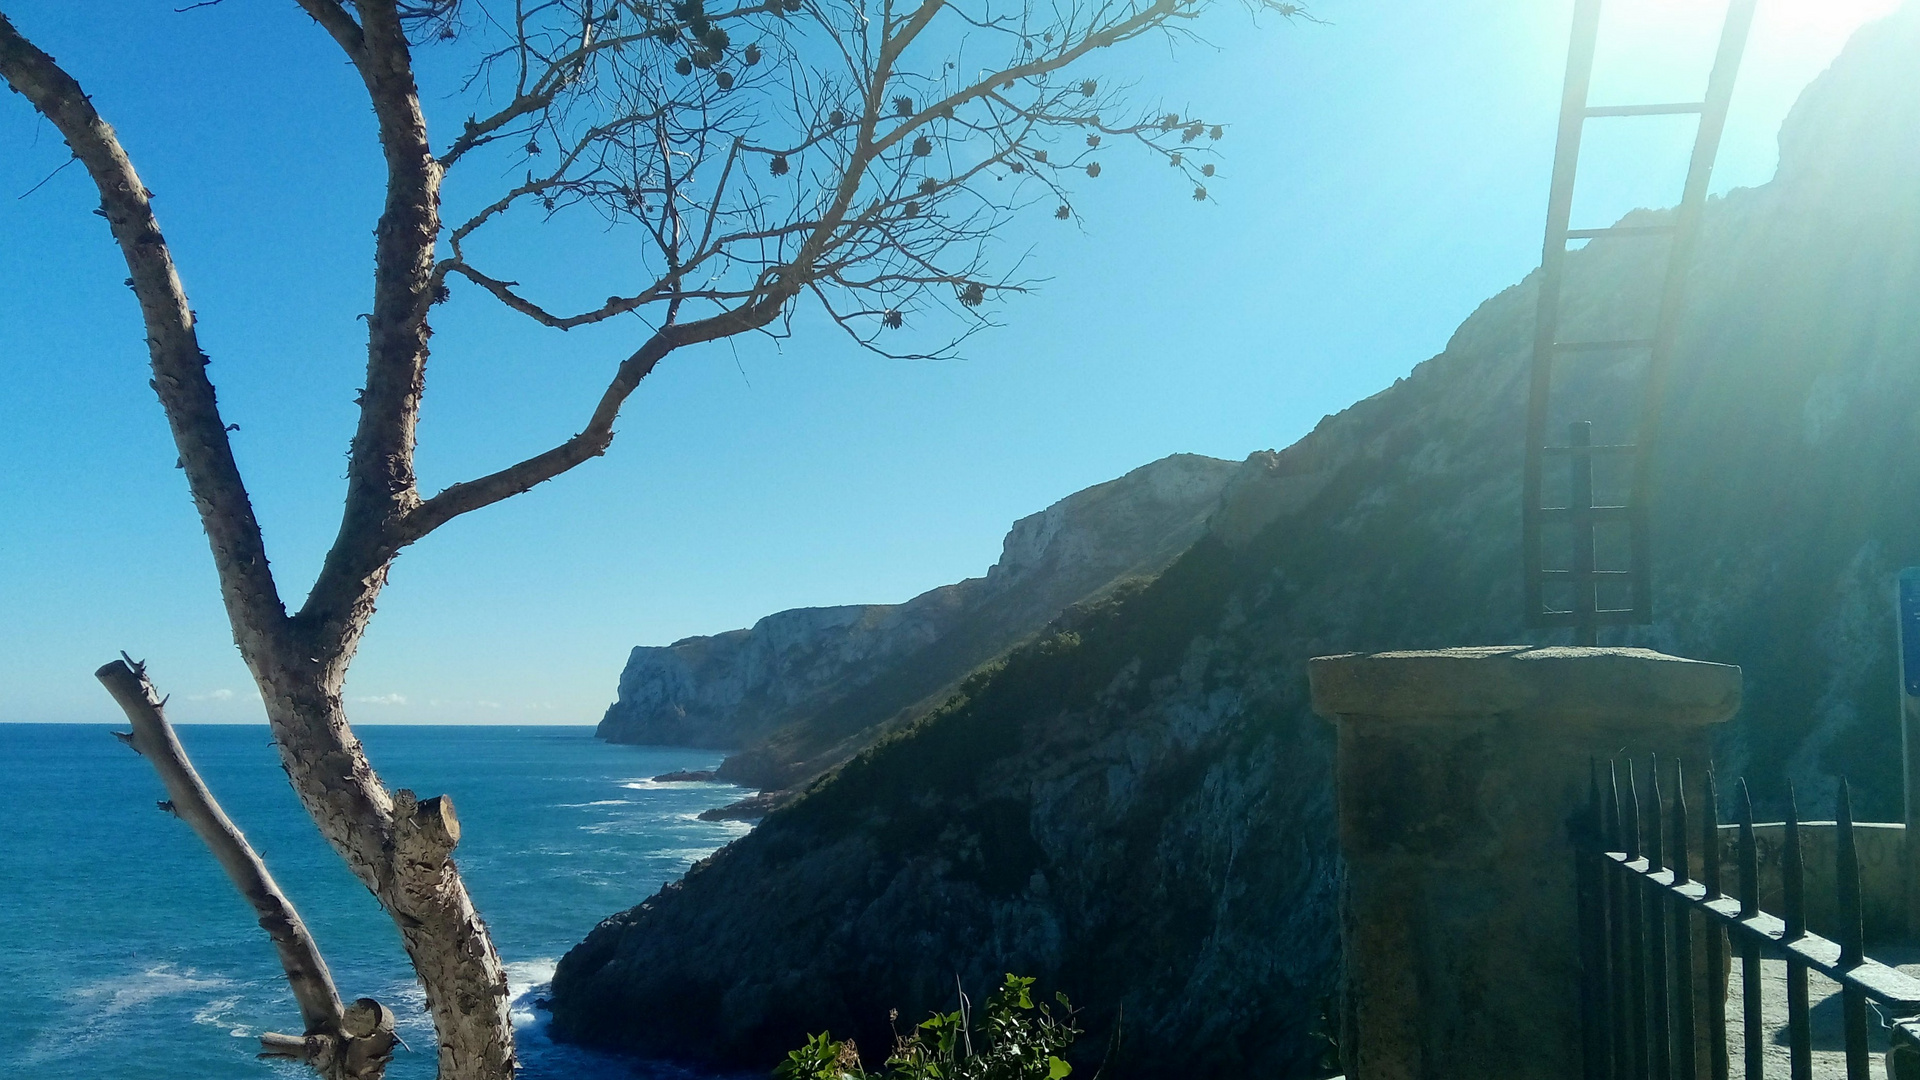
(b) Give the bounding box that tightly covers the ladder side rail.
[1626,0,1759,621]
[1524,0,1606,627]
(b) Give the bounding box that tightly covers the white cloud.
[188,689,237,702]
[351,694,408,706]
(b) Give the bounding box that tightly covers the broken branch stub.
[95,657,396,1080]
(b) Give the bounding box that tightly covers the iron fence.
[1580,757,1920,1079]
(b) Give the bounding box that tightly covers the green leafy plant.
[776,975,1081,1080]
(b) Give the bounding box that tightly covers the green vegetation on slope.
[552,9,1920,1077]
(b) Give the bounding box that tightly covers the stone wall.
[1715,821,1909,943]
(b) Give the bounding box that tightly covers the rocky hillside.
[597,453,1247,793]
[553,8,1920,1078]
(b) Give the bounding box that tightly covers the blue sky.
[0,0,1901,723]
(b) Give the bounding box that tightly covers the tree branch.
[404,291,788,538]
[0,12,290,657]
[294,0,446,652]
[96,657,397,1080]
[292,0,368,61]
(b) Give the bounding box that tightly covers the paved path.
[1723,947,1920,1079]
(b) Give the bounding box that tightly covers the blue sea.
[0,724,752,1079]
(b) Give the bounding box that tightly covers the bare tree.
[0,0,1310,1076]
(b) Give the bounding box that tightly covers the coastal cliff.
[597,452,1247,791]
[554,8,1920,1077]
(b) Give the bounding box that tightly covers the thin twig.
[15,153,75,199]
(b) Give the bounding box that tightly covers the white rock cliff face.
[554,10,1920,1077]
[596,453,1249,780]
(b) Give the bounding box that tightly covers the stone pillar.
[1308,646,1740,1080]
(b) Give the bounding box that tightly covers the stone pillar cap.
[1309,646,1740,726]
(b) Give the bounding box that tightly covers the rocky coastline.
[553,10,1920,1077]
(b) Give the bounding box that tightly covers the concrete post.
[1308,646,1740,1080]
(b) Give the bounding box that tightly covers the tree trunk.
[0,18,518,1076]
[253,658,516,1080]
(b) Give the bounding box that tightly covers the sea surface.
[0,723,752,1079]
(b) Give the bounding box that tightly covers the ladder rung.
[1539,442,1635,456]
[1584,102,1707,118]
[1554,338,1655,353]
[1565,224,1678,241]
[1538,569,1635,578]
[1535,504,1632,522]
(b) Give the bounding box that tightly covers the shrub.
[775,975,1080,1080]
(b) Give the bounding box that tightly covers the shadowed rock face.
[596,452,1248,791]
[553,8,1920,1078]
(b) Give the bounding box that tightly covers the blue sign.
[1901,568,1920,697]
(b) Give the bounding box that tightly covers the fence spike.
[1674,757,1704,1080]
[1838,779,1871,1079]
[1647,756,1673,1080]
[1605,759,1633,1080]
[1784,782,1805,941]
[1608,760,1624,856]
[1580,758,1612,1080]
[1649,755,1666,875]
[1702,765,1729,1080]
[1626,758,1643,861]
[1702,767,1721,901]
[1837,779,1863,966]
[1737,778,1758,918]
[1785,782,1813,1080]
[1673,759,1690,887]
[1737,778,1763,1080]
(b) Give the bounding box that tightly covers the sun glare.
[1591,0,1900,100]
[1568,0,1906,196]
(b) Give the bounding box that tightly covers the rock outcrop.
[597,453,1247,792]
[554,8,1920,1078]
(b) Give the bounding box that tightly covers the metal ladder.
[1522,0,1758,644]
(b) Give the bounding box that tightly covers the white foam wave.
[506,957,559,1030]
[190,993,252,1038]
[506,957,558,996]
[75,964,231,1016]
[21,965,237,1065]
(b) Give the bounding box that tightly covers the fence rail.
[1580,757,1920,1079]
